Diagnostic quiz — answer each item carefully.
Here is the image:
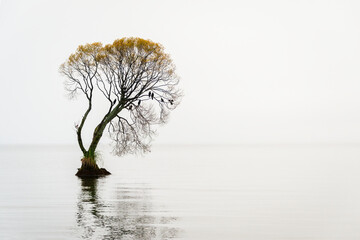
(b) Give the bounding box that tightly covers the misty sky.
[1,0,360,145]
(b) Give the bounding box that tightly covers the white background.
[1,0,360,145]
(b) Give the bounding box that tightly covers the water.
[1,144,360,239]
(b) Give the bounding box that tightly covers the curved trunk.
[79,115,117,169]
[76,121,111,177]
[87,123,107,159]
[76,103,123,177]
[77,102,92,155]
[86,104,124,161]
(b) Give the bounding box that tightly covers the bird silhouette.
[129,105,133,110]
[138,100,141,106]
[161,98,164,102]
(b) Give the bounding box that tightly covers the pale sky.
[1,0,360,145]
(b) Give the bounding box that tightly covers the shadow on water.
[76,177,179,240]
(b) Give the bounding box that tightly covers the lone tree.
[60,37,181,176]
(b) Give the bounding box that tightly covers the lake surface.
[1,144,360,239]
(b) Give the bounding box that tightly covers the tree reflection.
[76,177,179,240]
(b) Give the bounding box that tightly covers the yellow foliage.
[63,37,174,73]
[66,42,103,65]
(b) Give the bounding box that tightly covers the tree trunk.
[77,101,92,155]
[76,104,122,177]
[76,121,111,177]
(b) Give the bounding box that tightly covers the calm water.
[1,144,360,239]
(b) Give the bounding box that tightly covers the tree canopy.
[60,37,181,171]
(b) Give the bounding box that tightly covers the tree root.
[76,157,111,177]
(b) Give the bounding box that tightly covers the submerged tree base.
[75,167,111,177]
[75,157,111,177]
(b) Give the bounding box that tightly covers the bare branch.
[60,38,182,158]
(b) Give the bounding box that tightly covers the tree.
[60,37,181,176]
